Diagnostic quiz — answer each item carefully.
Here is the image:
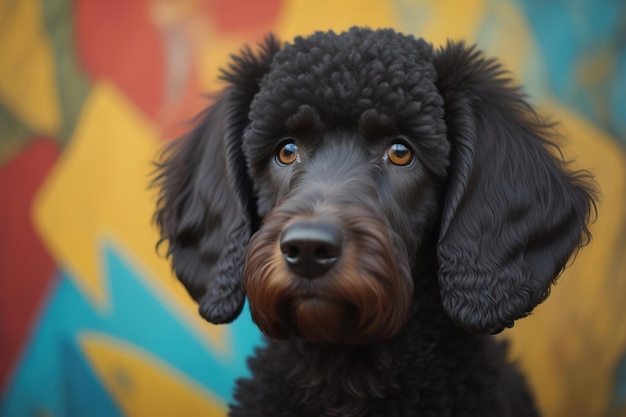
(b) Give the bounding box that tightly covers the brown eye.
[276,141,299,165]
[387,142,413,166]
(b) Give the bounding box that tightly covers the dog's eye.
[276,141,299,165]
[387,142,413,166]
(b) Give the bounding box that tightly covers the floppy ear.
[154,35,281,324]
[433,42,596,334]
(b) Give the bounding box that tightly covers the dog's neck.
[284,272,450,416]
[280,238,460,416]
[285,337,406,416]
[289,341,394,413]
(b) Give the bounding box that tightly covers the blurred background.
[1,0,625,416]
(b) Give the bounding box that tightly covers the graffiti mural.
[1,1,624,416]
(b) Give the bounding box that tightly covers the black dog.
[154,27,596,416]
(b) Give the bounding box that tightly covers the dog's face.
[242,32,450,343]
[243,111,448,344]
[154,28,595,345]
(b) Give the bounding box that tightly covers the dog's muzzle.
[244,199,413,345]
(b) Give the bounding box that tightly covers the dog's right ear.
[153,35,281,324]
[433,41,596,334]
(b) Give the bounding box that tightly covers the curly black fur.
[154,27,597,416]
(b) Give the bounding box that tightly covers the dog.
[154,27,596,416]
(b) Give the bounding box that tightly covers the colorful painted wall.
[1,1,625,416]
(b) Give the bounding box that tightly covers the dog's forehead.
[248,28,442,131]
[278,27,435,71]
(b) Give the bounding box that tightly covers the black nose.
[279,221,343,278]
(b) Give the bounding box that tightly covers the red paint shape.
[0,138,59,391]
[209,0,282,33]
[75,0,165,119]
[75,0,282,135]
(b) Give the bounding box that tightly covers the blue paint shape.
[516,0,626,142]
[612,353,626,410]
[0,240,262,416]
[61,339,123,417]
[610,48,626,139]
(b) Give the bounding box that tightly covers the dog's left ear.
[433,41,597,334]
[154,35,281,324]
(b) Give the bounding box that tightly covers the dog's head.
[154,28,595,344]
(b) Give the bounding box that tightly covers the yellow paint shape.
[34,81,229,355]
[473,0,533,79]
[79,332,226,417]
[275,0,397,40]
[198,37,254,92]
[395,0,486,47]
[505,101,626,417]
[272,0,487,56]
[0,0,60,134]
